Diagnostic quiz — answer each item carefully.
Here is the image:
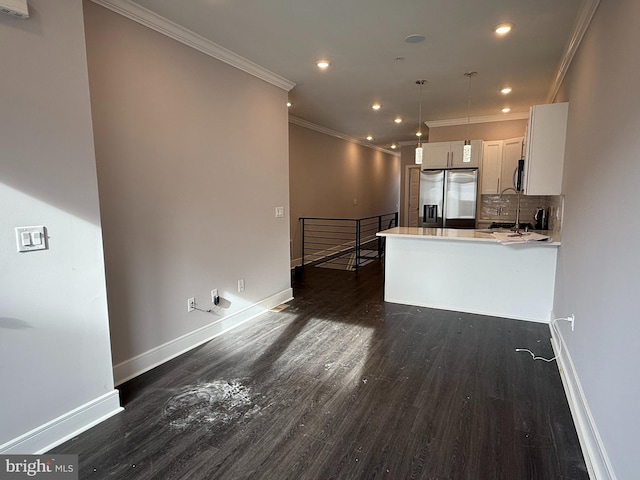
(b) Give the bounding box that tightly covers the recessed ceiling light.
[416,132,423,138]
[494,23,513,36]
[371,103,381,111]
[394,117,402,124]
[502,107,511,113]
[405,34,426,44]
[390,144,397,149]
[500,87,512,95]
[366,135,373,141]
[316,60,330,69]
[287,102,292,107]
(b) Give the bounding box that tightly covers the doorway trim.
[404,165,421,227]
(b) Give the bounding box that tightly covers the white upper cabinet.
[501,137,525,192]
[451,140,482,167]
[423,140,481,169]
[481,140,503,194]
[423,142,451,168]
[524,102,568,195]
[481,137,524,194]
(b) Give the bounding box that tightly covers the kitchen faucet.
[499,187,522,233]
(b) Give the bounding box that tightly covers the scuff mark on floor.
[162,380,259,430]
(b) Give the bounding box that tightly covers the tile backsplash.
[480,194,564,231]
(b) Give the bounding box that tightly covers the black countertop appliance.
[534,208,549,230]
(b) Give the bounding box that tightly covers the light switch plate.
[15,226,47,252]
[275,206,284,218]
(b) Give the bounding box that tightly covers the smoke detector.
[0,0,29,19]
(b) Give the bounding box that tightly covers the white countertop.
[377,226,561,246]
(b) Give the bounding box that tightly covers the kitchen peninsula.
[377,227,560,322]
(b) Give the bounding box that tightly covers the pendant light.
[415,80,426,165]
[463,71,477,163]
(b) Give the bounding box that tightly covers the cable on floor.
[515,316,572,362]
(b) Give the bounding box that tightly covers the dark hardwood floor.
[51,261,588,479]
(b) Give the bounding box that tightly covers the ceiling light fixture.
[415,79,426,165]
[404,34,425,44]
[502,107,511,113]
[494,23,513,36]
[463,71,478,163]
[316,60,330,69]
[500,87,512,95]
[366,135,373,141]
[391,144,397,149]
[371,103,381,111]
[287,102,292,107]
[394,117,402,124]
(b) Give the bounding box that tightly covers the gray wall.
[289,123,400,262]
[83,2,292,378]
[0,0,117,448]
[554,0,640,477]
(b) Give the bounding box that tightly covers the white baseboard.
[113,288,294,386]
[0,390,122,454]
[551,325,617,480]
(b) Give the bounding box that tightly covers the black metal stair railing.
[300,212,398,270]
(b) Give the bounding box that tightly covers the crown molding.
[289,116,400,157]
[547,0,600,102]
[90,0,296,92]
[425,112,529,128]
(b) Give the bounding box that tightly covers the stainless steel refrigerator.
[419,169,478,228]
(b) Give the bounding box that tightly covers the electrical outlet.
[187,297,195,312]
[211,289,220,305]
[237,279,245,292]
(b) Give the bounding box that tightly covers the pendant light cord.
[416,80,426,146]
[464,72,476,141]
[466,75,471,140]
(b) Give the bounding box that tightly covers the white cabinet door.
[480,137,523,194]
[501,137,524,192]
[481,140,503,194]
[451,139,481,168]
[450,141,465,167]
[425,140,481,168]
[423,142,451,168]
[524,103,568,195]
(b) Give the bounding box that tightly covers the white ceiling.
[104,0,591,149]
